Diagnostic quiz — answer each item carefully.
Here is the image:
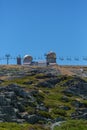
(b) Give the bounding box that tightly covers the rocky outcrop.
[63,77,87,98]
[64,82,87,99]
[36,76,68,88]
[0,84,50,123]
[1,66,87,124]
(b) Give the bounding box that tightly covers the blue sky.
[0,0,87,65]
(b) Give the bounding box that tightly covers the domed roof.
[46,51,56,58]
[23,55,32,59]
[23,54,33,64]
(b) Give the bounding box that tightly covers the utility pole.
[5,54,10,65]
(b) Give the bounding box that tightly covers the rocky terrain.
[0,65,87,129]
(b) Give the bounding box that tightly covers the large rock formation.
[0,84,50,123]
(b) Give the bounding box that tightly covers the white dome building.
[23,55,33,65]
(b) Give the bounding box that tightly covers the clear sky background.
[0,0,87,65]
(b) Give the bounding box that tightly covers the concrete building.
[38,61,46,67]
[17,56,21,65]
[46,51,56,65]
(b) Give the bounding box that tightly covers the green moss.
[54,120,87,130]
[25,106,35,114]
[0,123,28,130]
[0,123,49,130]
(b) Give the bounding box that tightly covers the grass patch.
[0,123,50,130]
[54,120,87,130]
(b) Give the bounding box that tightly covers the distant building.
[38,61,46,67]
[23,55,33,65]
[46,51,56,65]
[17,56,21,65]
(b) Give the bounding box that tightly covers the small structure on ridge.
[23,55,33,65]
[17,55,21,65]
[45,51,56,65]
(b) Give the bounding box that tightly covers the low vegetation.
[0,65,87,129]
[0,123,49,130]
[54,120,87,130]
